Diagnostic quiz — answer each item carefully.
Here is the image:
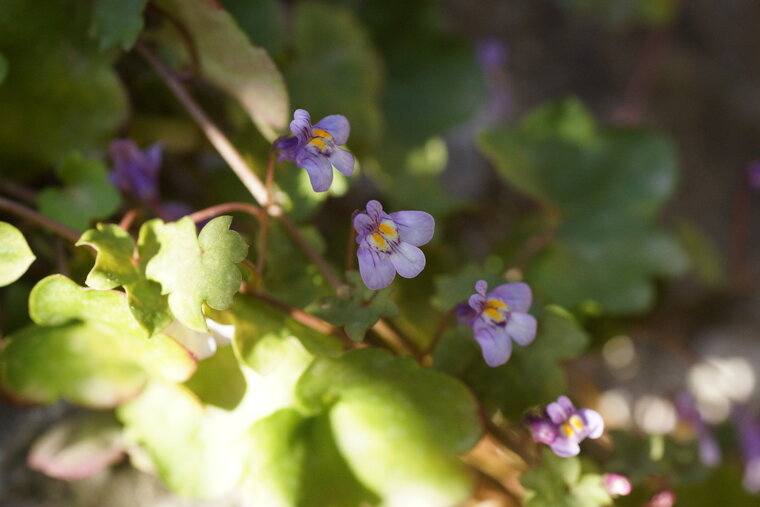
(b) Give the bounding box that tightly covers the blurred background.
[2,0,760,505]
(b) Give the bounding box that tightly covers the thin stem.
[423,308,455,358]
[0,180,37,205]
[345,210,358,273]
[275,213,344,289]
[136,42,270,205]
[0,196,81,243]
[187,202,266,224]
[242,287,357,348]
[119,208,141,232]
[370,319,419,358]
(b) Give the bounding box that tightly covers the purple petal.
[557,396,576,415]
[699,434,722,467]
[455,303,477,326]
[526,415,558,445]
[475,280,488,296]
[144,143,163,176]
[580,408,604,439]
[330,148,354,177]
[290,109,313,142]
[505,312,537,346]
[489,283,532,313]
[549,437,581,457]
[274,136,300,162]
[547,401,570,425]
[468,292,486,312]
[389,210,435,247]
[357,245,395,290]
[299,154,333,192]
[389,242,425,279]
[353,213,374,236]
[365,200,384,222]
[473,320,512,367]
[315,114,350,145]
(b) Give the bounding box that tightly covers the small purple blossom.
[456,280,536,366]
[274,109,354,192]
[108,139,162,203]
[603,473,632,497]
[675,392,721,467]
[353,200,434,290]
[525,396,604,457]
[735,406,760,494]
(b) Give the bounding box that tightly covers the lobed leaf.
[90,0,149,51]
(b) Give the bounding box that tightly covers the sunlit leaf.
[521,448,611,507]
[90,0,148,50]
[0,222,35,287]
[0,275,195,407]
[27,412,125,480]
[37,152,120,231]
[297,348,481,505]
[155,0,288,140]
[146,216,248,332]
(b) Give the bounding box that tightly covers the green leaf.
[0,222,35,287]
[146,216,248,332]
[0,0,127,166]
[241,409,378,507]
[155,0,288,141]
[479,98,688,313]
[184,344,246,410]
[77,222,172,336]
[90,0,148,50]
[27,412,125,480]
[37,152,121,231]
[522,449,611,507]
[297,348,481,505]
[313,271,398,342]
[434,306,589,418]
[229,298,342,373]
[0,275,196,407]
[432,258,505,311]
[675,220,725,287]
[0,53,7,84]
[286,1,382,154]
[219,0,284,55]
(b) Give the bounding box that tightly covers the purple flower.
[457,280,536,366]
[108,139,162,203]
[353,200,434,290]
[526,396,604,457]
[735,406,760,494]
[603,473,632,497]
[274,109,354,192]
[675,392,721,467]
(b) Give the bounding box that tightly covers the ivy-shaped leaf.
[77,222,172,336]
[434,305,589,418]
[0,275,196,407]
[313,271,398,342]
[0,221,35,287]
[90,0,149,51]
[146,216,248,332]
[154,0,288,141]
[479,98,688,314]
[296,348,482,505]
[37,152,120,231]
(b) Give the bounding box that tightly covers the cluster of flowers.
[110,109,604,459]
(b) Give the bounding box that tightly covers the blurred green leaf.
[220,0,284,55]
[241,409,378,507]
[0,222,35,287]
[90,0,148,50]
[77,222,172,336]
[313,271,398,342]
[286,1,383,154]
[37,152,121,231]
[522,448,611,507]
[479,98,688,313]
[432,258,505,311]
[28,412,125,480]
[146,216,248,332]
[0,275,195,407]
[156,0,288,141]
[0,53,7,84]
[675,220,725,287]
[0,0,127,166]
[434,305,589,417]
[297,348,481,505]
[184,344,246,410]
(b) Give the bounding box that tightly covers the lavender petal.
[489,282,532,313]
[315,114,350,145]
[505,311,537,346]
[389,210,435,246]
[299,153,333,192]
[357,245,395,290]
[330,148,354,177]
[473,320,512,367]
[389,242,425,279]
